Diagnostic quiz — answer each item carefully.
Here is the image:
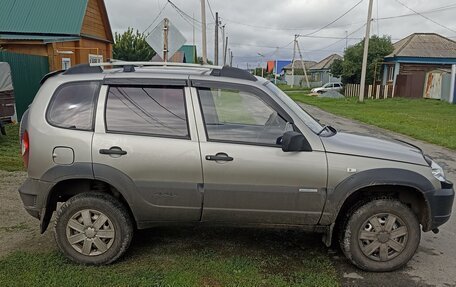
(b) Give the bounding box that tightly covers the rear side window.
[47,81,100,131]
[105,86,189,138]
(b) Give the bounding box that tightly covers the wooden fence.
[344,84,394,99]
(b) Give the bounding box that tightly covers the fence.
[344,83,394,99]
[0,51,49,120]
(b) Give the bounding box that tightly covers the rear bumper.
[18,178,53,220]
[425,181,454,231]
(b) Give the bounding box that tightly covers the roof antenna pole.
[163,18,169,63]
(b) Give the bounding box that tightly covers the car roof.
[43,63,261,86]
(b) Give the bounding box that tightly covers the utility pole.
[214,12,219,65]
[200,0,207,64]
[296,39,310,88]
[221,25,226,65]
[192,13,195,47]
[163,18,169,62]
[230,50,233,67]
[291,35,297,88]
[224,36,229,66]
[345,30,348,49]
[359,0,374,102]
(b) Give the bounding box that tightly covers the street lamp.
[257,52,265,78]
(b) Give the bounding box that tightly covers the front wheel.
[341,199,420,272]
[54,192,133,265]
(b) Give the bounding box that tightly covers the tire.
[340,199,420,272]
[54,192,133,265]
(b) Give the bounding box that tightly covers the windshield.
[264,82,324,134]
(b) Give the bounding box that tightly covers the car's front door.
[92,80,203,222]
[191,81,327,225]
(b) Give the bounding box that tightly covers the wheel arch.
[322,168,434,246]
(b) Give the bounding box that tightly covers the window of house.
[61,58,71,70]
[47,81,100,130]
[89,54,103,64]
[388,66,394,82]
[105,86,189,138]
[198,87,289,146]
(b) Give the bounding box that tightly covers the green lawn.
[0,124,23,172]
[276,84,312,93]
[0,228,339,287]
[288,93,456,150]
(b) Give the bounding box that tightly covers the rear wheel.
[54,192,133,265]
[341,199,420,271]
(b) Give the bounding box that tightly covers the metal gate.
[0,51,49,120]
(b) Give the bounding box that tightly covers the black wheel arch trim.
[320,168,435,229]
[39,163,141,233]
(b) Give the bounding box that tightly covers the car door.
[92,79,203,222]
[190,80,327,225]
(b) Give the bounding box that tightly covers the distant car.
[311,82,343,93]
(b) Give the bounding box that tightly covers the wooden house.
[0,0,113,71]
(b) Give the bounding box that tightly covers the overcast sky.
[105,0,456,68]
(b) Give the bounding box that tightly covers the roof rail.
[40,62,257,83]
[90,61,223,70]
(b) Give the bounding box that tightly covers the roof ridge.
[394,34,415,57]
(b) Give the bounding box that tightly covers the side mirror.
[281,131,312,152]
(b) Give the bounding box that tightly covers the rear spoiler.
[39,64,104,85]
[40,70,64,85]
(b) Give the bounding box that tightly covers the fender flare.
[40,163,140,232]
[320,168,434,226]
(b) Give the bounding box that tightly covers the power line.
[298,0,365,37]
[375,4,456,21]
[206,0,216,21]
[394,0,456,34]
[142,1,169,35]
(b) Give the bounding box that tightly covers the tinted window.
[198,87,290,146]
[106,86,189,138]
[47,81,99,130]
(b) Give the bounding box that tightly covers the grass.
[0,124,23,172]
[276,84,312,92]
[0,228,339,287]
[288,93,456,150]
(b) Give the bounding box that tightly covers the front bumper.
[18,178,53,220]
[425,181,454,230]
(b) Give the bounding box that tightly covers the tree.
[197,57,213,65]
[336,35,394,84]
[330,58,343,78]
[113,28,155,61]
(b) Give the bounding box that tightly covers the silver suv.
[19,62,454,271]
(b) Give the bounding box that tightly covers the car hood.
[321,132,428,166]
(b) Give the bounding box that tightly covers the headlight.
[431,160,446,182]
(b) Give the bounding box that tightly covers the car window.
[198,87,289,146]
[334,83,340,88]
[105,86,189,138]
[47,81,99,130]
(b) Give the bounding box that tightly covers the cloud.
[105,0,456,68]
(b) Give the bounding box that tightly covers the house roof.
[179,45,197,64]
[283,60,317,70]
[0,0,113,42]
[0,0,88,35]
[386,33,456,59]
[310,54,343,70]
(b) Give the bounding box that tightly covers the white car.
[311,82,343,93]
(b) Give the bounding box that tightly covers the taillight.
[21,130,29,169]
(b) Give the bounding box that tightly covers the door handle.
[205,153,234,162]
[99,147,127,156]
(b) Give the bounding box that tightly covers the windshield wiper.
[317,125,337,136]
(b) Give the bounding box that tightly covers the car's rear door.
[91,78,203,223]
[190,80,327,225]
